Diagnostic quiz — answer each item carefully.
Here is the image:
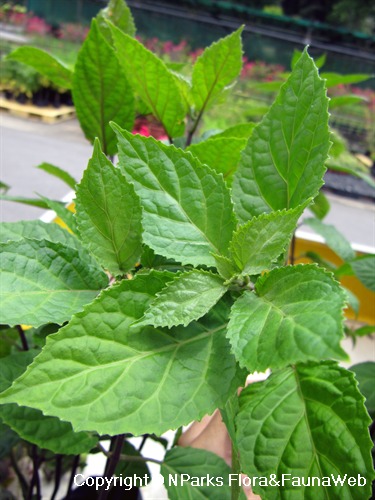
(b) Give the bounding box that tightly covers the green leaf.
[303,217,356,262]
[0,351,98,455]
[109,24,185,138]
[187,137,247,184]
[0,181,10,194]
[7,46,73,88]
[38,195,77,234]
[309,191,330,220]
[329,94,368,109]
[230,203,307,275]
[192,27,243,113]
[75,139,142,275]
[212,254,238,281]
[350,362,375,417]
[72,19,135,155]
[321,72,372,87]
[97,0,136,42]
[0,220,80,249]
[236,362,374,499]
[227,265,347,372]
[232,49,330,222]
[351,255,375,291]
[0,274,242,436]
[161,447,231,499]
[136,270,227,328]
[0,194,64,210]
[210,122,256,139]
[37,162,77,190]
[326,155,375,189]
[113,127,236,267]
[0,422,19,459]
[0,238,108,327]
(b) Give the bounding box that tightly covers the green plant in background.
[0,1,374,499]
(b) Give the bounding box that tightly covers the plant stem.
[138,434,148,453]
[185,109,204,147]
[231,442,241,500]
[17,324,29,351]
[289,232,296,265]
[50,454,63,500]
[9,448,29,499]
[99,434,125,500]
[119,453,162,465]
[65,455,80,499]
[27,445,41,500]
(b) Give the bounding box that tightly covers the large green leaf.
[7,47,73,88]
[350,362,375,417]
[309,191,330,220]
[161,447,231,499]
[0,220,80,249]
[0,351,97,455]
[192,27,243,113]
[232,49,330,222]
[236,362,374,499]
[109,24,185,139]
[230,203,307,275]
[303,217,356,262]
[113,127,236,267]
[187,137,247,184]
[136,270,227,328]
[0,273,242,436]
[227,265,347,372]
[72,19,134,155]
[97,0,136,41]
[75,139,142,275]
[0,238,108,327]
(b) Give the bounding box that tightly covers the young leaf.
[0,351,98,455]
[187,137,247,183]
[109,24,185,138]
[227,264,347,372]
[0,194,64,210]
[38,195,77,234]
[0,220,80,249]
[72,19,134,155]
[211,122,256,139]
[0,238,108,327]
[303,217,356,262]
[236,362,374,499]
[7,47,73,88]
[0,274,242,436]
[309,191,330,220]
[161,447,231,499]
[97,0,136,41]
[136,270,227,328]
[350,362,375,417]
[232,48,330,222]
[230,203,307,275]
[113,127,236,267]
[75,139,142,275]
[37,162,77,190]
[192,27,243,113]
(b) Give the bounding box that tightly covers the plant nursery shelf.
[0,97,75,123]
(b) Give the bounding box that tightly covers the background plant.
[0,1,374,499]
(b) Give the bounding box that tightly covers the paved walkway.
[1,112,374,248]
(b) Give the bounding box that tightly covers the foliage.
[0,1,374,499]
